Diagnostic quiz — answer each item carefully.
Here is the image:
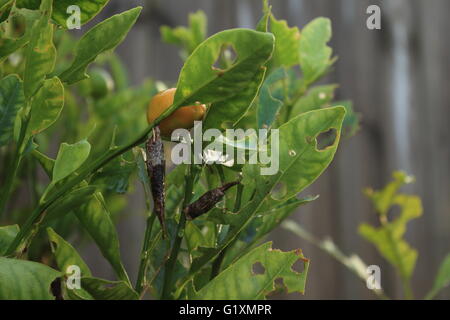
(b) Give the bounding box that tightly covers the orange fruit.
[147,88,206,137]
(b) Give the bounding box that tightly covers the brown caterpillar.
[184,181,240,220]
[146,126,166,237]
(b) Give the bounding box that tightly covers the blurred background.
[82,0,449,299]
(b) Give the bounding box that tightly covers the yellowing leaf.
[359,171,422,280]
[23,0,56,99]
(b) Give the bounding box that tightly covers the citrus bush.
[0,0,358,300]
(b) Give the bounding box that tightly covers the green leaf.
[74,192,130,283]
[252,196,318,241]
[23,0,56,99]
[291,84,337,116]
[176,107,345,297]
[47,228,93,299]
[45,185,96,222]
[0,0,12,10]
[185,221,215,253]
[0,75,25,146]
[359,172,422,280]
[16,0,109,27]
[299,17,334,85]
[333,100,360,138]
[0,257,61,299]
[47,228,91,276]
[255,0,270,32]
[90,157,135,194]
[426,254,450,299]
[53,140,91,183]
[268,14,301,70]
[255,106,345,201]
[26,77,64,137]
[31,149,55,178]
[160,10,207,59]
[59,7,142,85]
[81,277,138,300]
[257,68,285,129]
[174,29,274,131]
[0,0,12,23]
[15,0,40,10]
[54,0,109,27]
[190,242,309,299]
[0,225,19,255]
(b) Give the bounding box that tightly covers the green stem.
[135,214,156,294]
[233,183,244,213]
[0,115,30,218]
[0,145,22,217]
[210,183,244,279]
[161,164,196,299]
[135,156,156,294]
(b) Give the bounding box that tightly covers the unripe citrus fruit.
[147,88,206,137]
[89,68,114,99]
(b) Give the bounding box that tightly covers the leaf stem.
[161,163,197,299]
[136,156,158,295]
[0,114,30,218]
[380,215,414,299]
[210,183,244,279]
[135,213,156,294]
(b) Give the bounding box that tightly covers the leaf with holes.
[299,17,335,85]
[189,242,309,299]
[359,171,422,280]
[0,75,25,146]
[80,277,138,300]
[250,106,345,201]
[176,107,345,297]
[0,9,39,62]
[173,29,274,131]
[0,257,61,299]
[59,7,142,85]
[23,0,56,99]
[47,228,93,299]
